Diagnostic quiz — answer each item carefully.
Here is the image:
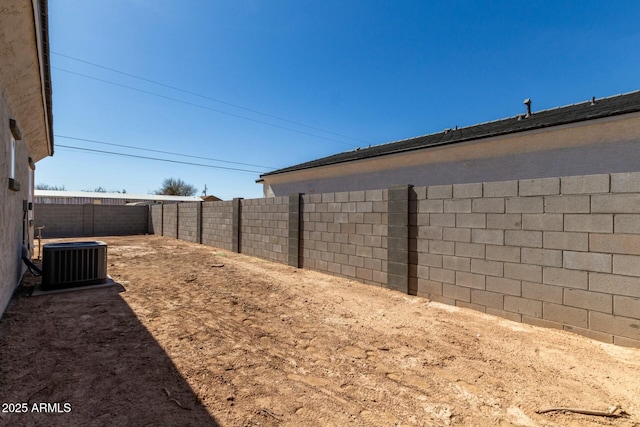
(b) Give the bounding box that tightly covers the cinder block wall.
[150,204,162,234]
[35,204,149,237]
[163,204,178,239]
[93,205,148,236]
[202,200,233,250]
[177,203,199,243]
[411,173,640,347]
[34,204,84,237]
[150,172,640,347]
[240,197,288,263]
[301,190,388,286]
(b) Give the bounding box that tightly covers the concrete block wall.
[240,197,288,263]
[150,204,162,235]
[177,202,200,243]
[34,204,84,237]
[148,173,640,347]
[162,203,178,239]
[201,200,233,251]
[34,204,149,237]
[411,173,640,347]
[301,189,388,286]
[91,205,148,236]
[288,194,301,268]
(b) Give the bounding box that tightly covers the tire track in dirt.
[25,235,640,427]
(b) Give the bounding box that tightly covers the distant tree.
[155,178,197,196]
[36,183,66,190]
[79,187,127,193]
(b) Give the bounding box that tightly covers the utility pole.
[202,184,208,196]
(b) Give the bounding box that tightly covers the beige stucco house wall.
[0,0,54,316]
[260,95,640,197]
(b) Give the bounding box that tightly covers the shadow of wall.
[0,282,219,426]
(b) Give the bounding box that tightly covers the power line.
[53,66,359,148]
[52,51,369,145]
[56,144,266,174]
[55,134,275,169]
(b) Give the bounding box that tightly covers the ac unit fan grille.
[42,242,108,290]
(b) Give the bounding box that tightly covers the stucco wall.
[0,90,33,316]
[263,115,640,196]
[0,0,53,163]
[0,0,53,319]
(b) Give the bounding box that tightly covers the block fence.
[35,204,149,238]
[150,172,640,347]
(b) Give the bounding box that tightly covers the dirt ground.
[1,235,639,426]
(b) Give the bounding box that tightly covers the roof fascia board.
[31,0,53,158]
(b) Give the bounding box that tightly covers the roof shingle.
[262,91,640,177]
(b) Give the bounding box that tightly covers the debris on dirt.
[260,408,282,421]
[26,384,50,404]
[536,405,628,418]
[162,387,191,411]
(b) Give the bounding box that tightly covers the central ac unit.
[42,241,108,290]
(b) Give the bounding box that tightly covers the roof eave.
[38,0,54,158]
[261,101,640,178]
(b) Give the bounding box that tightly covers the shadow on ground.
[0,274,219,427]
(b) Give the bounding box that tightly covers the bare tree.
[36,183,66,190]
[155,178,197,196]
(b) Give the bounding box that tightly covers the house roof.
[261,90,640,178]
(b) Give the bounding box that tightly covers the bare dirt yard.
[1,235,639,426]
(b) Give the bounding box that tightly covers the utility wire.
[53,66,358,148]
[53,51,369,145]
[56,144,266,174]
[55,134,275,169]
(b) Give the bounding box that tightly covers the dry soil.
[1,235,639,426]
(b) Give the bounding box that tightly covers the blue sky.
[40,0,640,200]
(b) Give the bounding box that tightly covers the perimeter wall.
[34,204,149,238]
[150,172,640,347]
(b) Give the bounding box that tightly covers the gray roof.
[261,90,640,177]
